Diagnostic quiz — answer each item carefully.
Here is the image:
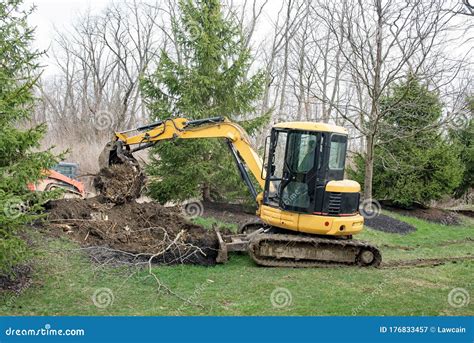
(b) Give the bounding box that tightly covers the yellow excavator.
[99,116,381,267]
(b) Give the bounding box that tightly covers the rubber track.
[248,233,382,268]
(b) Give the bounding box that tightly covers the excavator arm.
[99,116,265,199]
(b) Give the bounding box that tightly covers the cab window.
[329,135,347,170]
[287,132,317,173]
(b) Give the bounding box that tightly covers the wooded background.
[29,0,474,203]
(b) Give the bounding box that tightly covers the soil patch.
[364,213,416,234]
[93,164,146,204]
[45,197,219,266]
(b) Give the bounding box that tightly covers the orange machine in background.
[28,163,85,198]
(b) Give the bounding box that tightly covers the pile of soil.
[44,163,223,266]
[46,198,220,265]
[364,214,416,234]
[93,164,146,204]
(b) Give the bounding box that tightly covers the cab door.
[279,131,319,215]
[262,129,288,226]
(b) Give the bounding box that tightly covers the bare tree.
[223,0,270,49]
[302,4,347,123]
[39,1,163,145]
[312,0,463,200]
[34,0,472,179]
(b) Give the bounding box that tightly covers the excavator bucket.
[98,141,115,169]
[98,140,139,170]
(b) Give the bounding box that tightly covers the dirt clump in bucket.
[93,164,146,204]
[45,197,219,266]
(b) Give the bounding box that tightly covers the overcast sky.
[24,0,473,78]
[24,0,278,76]
[25,0,111,75]
[26,0,109,51]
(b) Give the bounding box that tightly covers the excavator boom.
[99,117,265,198]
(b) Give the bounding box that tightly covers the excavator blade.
[98,141,139,170]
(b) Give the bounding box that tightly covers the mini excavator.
[99,117,381,267]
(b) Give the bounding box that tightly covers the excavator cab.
[258,122,364,237]
[263,123,358,214]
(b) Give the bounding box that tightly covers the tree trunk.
[277,0,292,121]
[202,183,212,202]
[362,0,382,202]
[363,135,374,201]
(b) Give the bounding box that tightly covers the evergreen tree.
[141,0,266,203]
[0,0,58,274]
[451,97,474,199]
[349,75,463,207]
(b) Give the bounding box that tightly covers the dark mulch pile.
[364,213,417,234]
[456,209,474,218]
[382,203,462,226]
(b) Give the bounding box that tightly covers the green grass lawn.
[0,211,472,316]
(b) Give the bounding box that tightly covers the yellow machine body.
[104,117,364,237]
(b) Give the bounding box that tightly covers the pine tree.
[451,97,474,199]
[0,0,58,274]
[141,0,266,203]
[349,75,464,207]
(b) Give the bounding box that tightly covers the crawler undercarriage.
[216,222,382,268]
